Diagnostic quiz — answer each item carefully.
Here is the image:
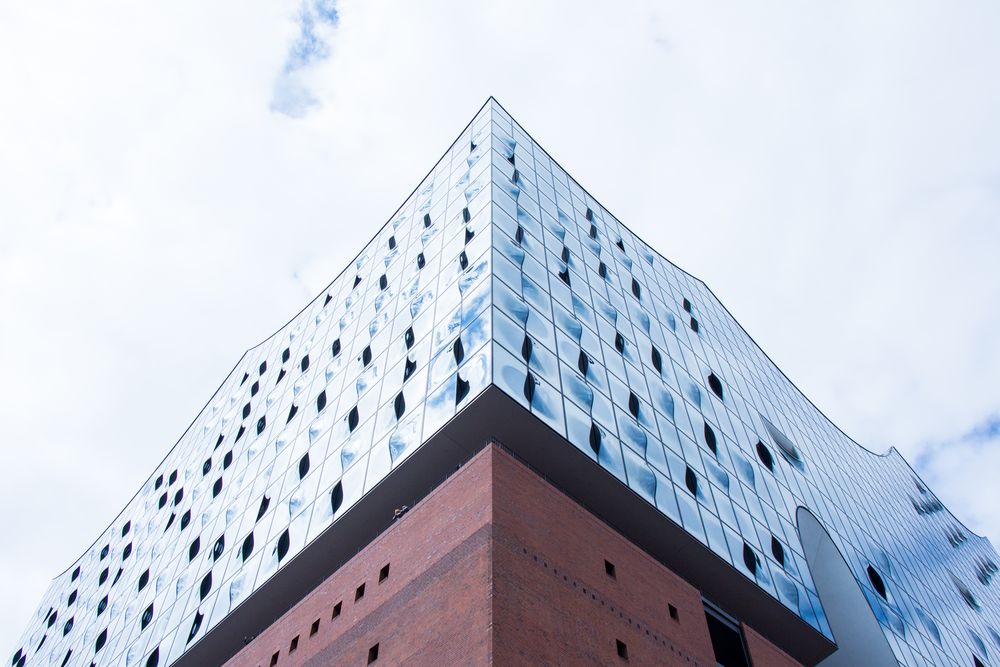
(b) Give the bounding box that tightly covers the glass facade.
[10,99,999,667]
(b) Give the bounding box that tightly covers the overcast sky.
[2,0,999,653]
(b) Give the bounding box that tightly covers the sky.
[1,0,999,654]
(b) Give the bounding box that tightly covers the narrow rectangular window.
[604,560,616,579]
[379,563,390,583]
[269,652,279,666]
[367,643,380,664]
[668,604,679,621]
[616,639,629,660]
[332,601,342,619]
[355,583,366,601]
[310,619,320,636]
[289,636,299,653]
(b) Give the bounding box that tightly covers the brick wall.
[225,444,799,667]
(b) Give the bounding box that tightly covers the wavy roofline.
[48,95,987,583]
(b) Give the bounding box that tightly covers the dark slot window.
[331,338,341,357]
[242,402,251,419]
[241,533,254,561]
[146,647,159,667]
[299,453,310,479]
[348,406,359,431]
[250,380,259,397]
[154,474,163,489]
[868,565,888,599]
[604,560,616,579]
[289,635,299,653]
[742,544,758,576]
[355,583,366,601]
[704,422,718,455]
[256,415,266,434]
[213,535,225,560]
[685,467,698,496]
[690,317,699,333]
[423,213,431,228]
[379,563,390,582]
[317,390,327,413]
[301,355,309,372]
[771,537,786,567]
[756,442,774,471]
[269,652,279,666]
[71,566,80,581]
[202,458,212,475]
[138,569,149,592]
[628,393,640,419]
[394,392,405,418]
[180,509,191,530]
[276,530,290,561]
[240,372,249,385]
[362,345,372,366]
[379,274,388,290]
[332,601,342,618]
[589,422,602,456]
[121,521,131,537]
[683,298,692,313]
[224,450,233,468]
[705,607,750,667]
[631,278,641,299]
[651,346,662,374]
[615,639,629,660]
[282,347,290,363]
[708,373,724,400]
[668,604,679,621]
[287,404,298,423]
[259,360,267,374]
[199,571,212,599]
[614,332,625,354]
[189,537,200,561]
[257,495,270,521]
[141,603,153,629]
[212,478,223,497]
[311,619,320,636]
[168,470,177,485]
[367,644,380,664]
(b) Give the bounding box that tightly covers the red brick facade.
[224,445,803,667]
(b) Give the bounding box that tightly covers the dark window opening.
[60,651,71,667]
[423,213,431,228]
[241,533,254,561]
[403,357,417,381]
[331,481,344,515]
[224,450,233,468]
[299,453,311,479]
[615,639,629,660]
[269,652,279,667]
[173,488,183,506]
[348,406,359,431]
[257,495,271,521]
[240,372,249,385]
[287,404,298,423]
[141,604,153,629]
[121,521,131,537]
[282,347,290,363]
[690,317,699,333]
[331,338,341,357]
[523,374,536,403]
[456,375,471,404]
[332,601,342,618]
[771,537,785,567]
[404,326,415,349]
[868,565,887,599]
[628,393,640,419]
[301,355,309,372]
[212,478,223,497]
[259,360,267,375]
[367,644,380,664]
[138,569,149,592]
[250,381,259,397]
[416,252,425,269]
[668,604,679,621]
[462,207,471,222]
[317,390,327,413]
[590,223,598,239]
[380,563,391,582]
[708,373,724,400]
[68,589,78,605]
[189,537,200,561]
[605,560,616,579]
[561,245,570,262]
[276,368,286,384]
[256,415,266,435]
[379,274,387,290]
[215,433,224,449]
[614,332,625,354]
[598,261,608,279]
[756,442,774,471]
[146,647,159,667]
[289,636,299,653]
[164,513,176,530]
[71,566,80,581]
[180,509,191,530]
[453,338,465,364]
[353,275,362,289]
[685,467,698,496]
[394,392,405,419]
[459,251,469,270]
[578,350,590,375]
[558,266,570,286]
[651,346,662,374]
[974,657,986,667]
[704,422,718,455]
[199,572,212,600]
[683,298,692,313]
[515,225,525,244]
[742,544,758,576]
[154,474,163,490]
[276,530,290,561]
[242,402,251,419]
[202,458,212,475]
[213,535,224,560]
[465,226,474,244]
[158,493,167,509]
[169,469,177,485]
[311,619,320,636]
[631,278,641,299]
[98,568,108,585]
[356,583,366,601]
[362,345,372,366]
[589,422,602,456]
[388,235,396,250]
[586,207,594,221]
[705,606,750,667]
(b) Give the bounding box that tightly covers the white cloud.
[1,0,999,654]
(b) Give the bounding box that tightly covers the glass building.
[10,98,1000,667]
